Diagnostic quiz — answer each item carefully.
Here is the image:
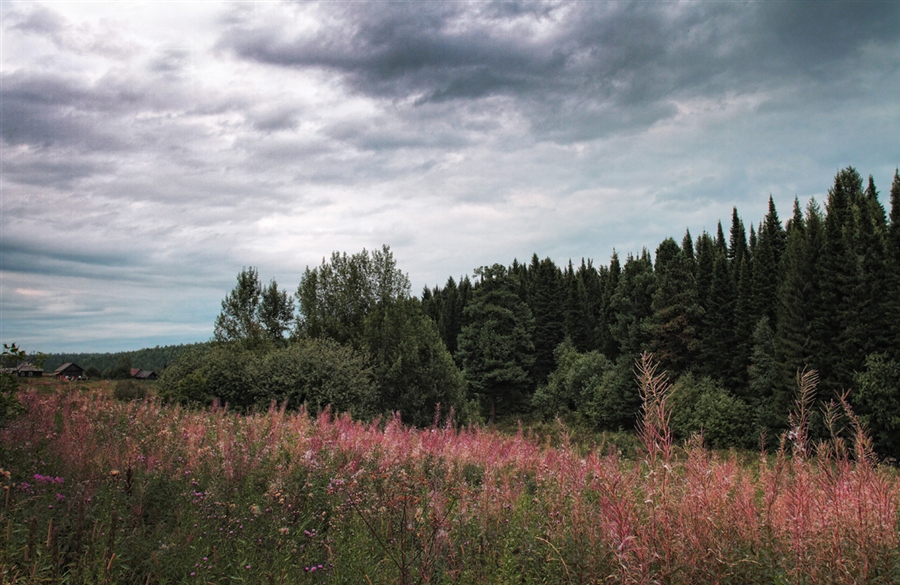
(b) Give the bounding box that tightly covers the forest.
[147,166,900,458]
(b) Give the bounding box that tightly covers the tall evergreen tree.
[816,167,863,394]
[563,260,594,352]
[596,253,621,359]
[457,264,536,421]
[608,250,656,359]
[646,238,701,376]
[526,256,566,385]
[751,197,786,325]
[845,177,889,366]
[700,250,737,385]
[694,231,716,317]
[888,170,900,358]
[775,198,824,398]
[728,208,749,268]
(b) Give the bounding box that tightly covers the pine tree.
[751,197,786,325]
[844,177,889,367]
[694,231,716,318]
[728,208,749,268]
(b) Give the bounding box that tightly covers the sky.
[1,0,898,354]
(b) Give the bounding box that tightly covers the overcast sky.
[1,1,898,354]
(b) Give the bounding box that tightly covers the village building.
[55,362,85,380]
[14,363,43,377]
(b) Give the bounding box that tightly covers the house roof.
[16,363,42,373]
[55,362,83,373]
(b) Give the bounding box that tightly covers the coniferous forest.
[152,166,900,458]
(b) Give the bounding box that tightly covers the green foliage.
[295,245,410,346]
[525,255,565,385]
[104,355,133,379]
[362,299,469,426]
[646,237,701,375]
[294,246,469,424]
[670,373,752,449]
[457,264,536,420]
[608,250,655,358]
[1,343,28,426]
[215,267,294,348]
[113,379,147,401]
[158,339,375,416]
[532,341,640,431]
[853,353,900,460]
[257,338,376,418]
[42,343,210,376]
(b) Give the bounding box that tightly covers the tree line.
[159,167,900,458]
[42,343,210,379]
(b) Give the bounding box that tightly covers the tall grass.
[1,356,898,584]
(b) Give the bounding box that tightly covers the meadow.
[1,358,898,584]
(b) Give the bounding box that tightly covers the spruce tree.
[457,265,536,421]
[646,238,701,375]
[700,250,737,385]
[816,167,862,394]
[526,256,566,385]
[888,170,900,359]
[596,253,622,359]
[563,260,594,352]
[751,197,786,325]
[728,208,749,268]
[608,250,656,359]
[775,198,823,399]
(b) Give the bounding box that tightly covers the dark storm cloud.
[0,238,132,277]
[0,71,138,150]
[224,1,899,141]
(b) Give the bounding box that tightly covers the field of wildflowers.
[1,357,898,584]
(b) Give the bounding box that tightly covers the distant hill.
[42,342,211,376]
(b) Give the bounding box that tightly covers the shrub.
[113,379,147,401]
[670,373,752,448]
[0,371,23,427]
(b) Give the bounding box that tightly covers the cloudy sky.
[1,1,898,353]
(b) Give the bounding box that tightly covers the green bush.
[853,353,900,460]
[157,339,377,417]
[670,373,751,449]
[0,371,23,427]
[533,342,641,432]
[113,379,147,401]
